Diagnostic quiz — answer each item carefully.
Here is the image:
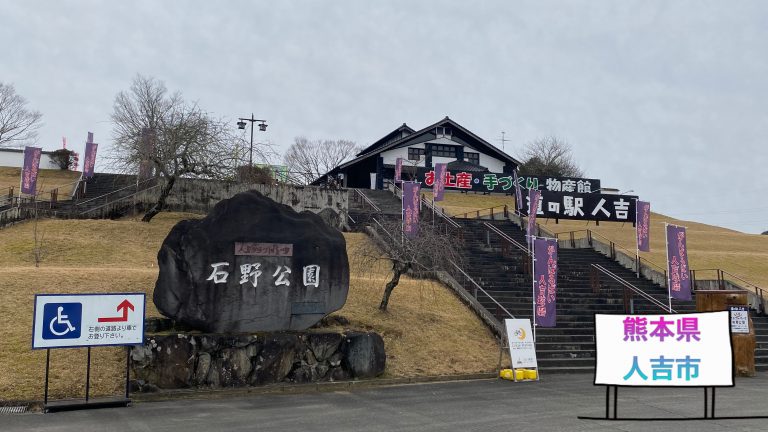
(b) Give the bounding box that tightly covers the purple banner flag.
[513,169,523,212]
[636,200,651,252]
[402,182,420,238]
[87,131,94,144]
[83,140,98,179]
[394,157,403,184]
[433,163,447,202]
[534,238,558,327]
[666,224,692,301]
[527,189,541,242]
[21,146,42,195]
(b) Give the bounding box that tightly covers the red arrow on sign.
[98,299,135,323]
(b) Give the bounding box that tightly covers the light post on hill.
[236,114,268,166]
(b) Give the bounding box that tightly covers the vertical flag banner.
[636,200,651,252]
[513,169,523,212]
[527,189,541,241]
[534,238,558,327]
[402,182,420,238]
[433,163,447,202]
[21,146,42,195]
[666,224,692,301]
[394,157,403,184]
[83,132,98,179]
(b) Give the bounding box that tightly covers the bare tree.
[518,136,584,177]
[283,137,360,184]
[352,217,462,311]
[109,75,239,222]
[0,82,42,148]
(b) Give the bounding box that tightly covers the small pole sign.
[728,306,750,334]
[33,293,145,349]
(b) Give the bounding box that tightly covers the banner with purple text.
[433,163,446,202]
[534,238,558,327]
[402,182,420,238]
[666,224,691,301]
[83,139,98,179]
[527,189,541,242]
[394,157,402,184]
[636,200,651,252]
[21,146,42,195]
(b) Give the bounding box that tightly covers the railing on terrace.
[591,264,675,314]
[547,227,766,313]
[452,205,509,220]
[5,177,83,209]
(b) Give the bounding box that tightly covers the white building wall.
[380,143,508,172]
[0,150,62,169]
[0,151,24,168]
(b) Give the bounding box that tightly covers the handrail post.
[504,204,508,218]
[591,266,599,293]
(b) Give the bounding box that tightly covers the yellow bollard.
[523,369,537,380]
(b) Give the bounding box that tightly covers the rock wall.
[130,331,386,391]
[133,180,349,229]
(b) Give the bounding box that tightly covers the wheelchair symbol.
[42,303,82,340]
[49,306,76,336]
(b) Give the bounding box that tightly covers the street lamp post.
[236,114,267,166]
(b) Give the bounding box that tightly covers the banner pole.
[531,237,537,343]
[665,222,672,313]
[634,199,640,278]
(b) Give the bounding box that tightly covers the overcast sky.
[1,1,766,233]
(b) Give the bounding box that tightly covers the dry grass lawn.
[0,213,501,402]
[0,167,81,199]
[432,192,768,289]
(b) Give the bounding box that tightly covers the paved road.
[5,374,768,431]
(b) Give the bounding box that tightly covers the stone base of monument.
[129,331,386,391]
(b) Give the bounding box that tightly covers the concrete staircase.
[755,315,768,371]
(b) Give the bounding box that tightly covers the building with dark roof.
[314,117,521,191]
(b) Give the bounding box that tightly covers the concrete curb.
[131,373,498,403]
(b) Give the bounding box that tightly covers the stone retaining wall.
[130,331,385,391]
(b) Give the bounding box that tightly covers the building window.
[435,127,452,138]
[408,147,425,160]
[465,151,480,165]
[432,144,456,158]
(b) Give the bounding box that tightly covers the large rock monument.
[153,190,350,333]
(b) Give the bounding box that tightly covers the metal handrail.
[74,177,157,208]
[370,216,513,320]
[483,222,529,256]
[79,184,161,216]
[592,264,675,313]
[352,188,381,213]
[448,261,515,319]
[421,196,461,229]
[452,204,509,220]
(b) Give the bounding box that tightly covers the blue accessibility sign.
[42,303,82,340]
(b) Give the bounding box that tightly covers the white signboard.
[504,318,538,369]
[595,312,733,387]
[729,306,750,334]
[32,293,146,349]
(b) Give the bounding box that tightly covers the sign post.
[503,318,539,382]
[32,293,146,412]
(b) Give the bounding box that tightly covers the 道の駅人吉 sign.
[594,312,733,387]
[32,293,146,349]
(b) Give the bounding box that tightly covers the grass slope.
[0,167,81,199]
[0,213,501,401]
[432,191,768,289]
